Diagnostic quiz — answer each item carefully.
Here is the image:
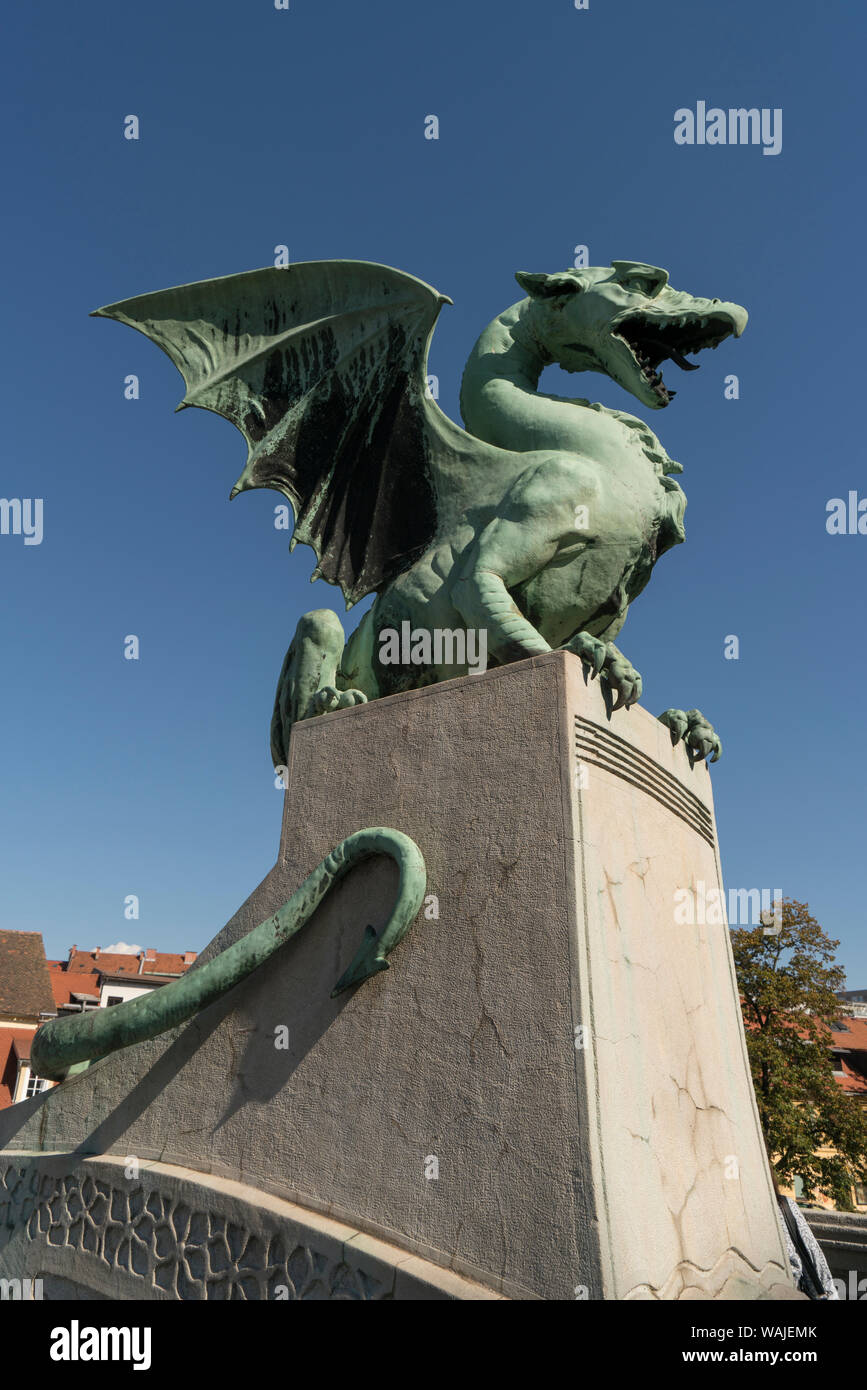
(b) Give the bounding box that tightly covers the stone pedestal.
[0,652,793,1298]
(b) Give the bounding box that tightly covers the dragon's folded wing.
[93,260,453,605]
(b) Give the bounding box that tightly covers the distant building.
[782,995,867,1212]
[0,930,57,1106]
[0,937,198,1108]
[836,988,867,1018]
[49,945,198,1012]
[829,1009,867,1107]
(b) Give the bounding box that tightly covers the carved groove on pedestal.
[574,716,715,847]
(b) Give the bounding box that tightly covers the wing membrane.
[93,260,451,604]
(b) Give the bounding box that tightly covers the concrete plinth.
[0,652,793,1299]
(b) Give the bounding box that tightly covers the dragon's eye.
[624,276,653,295]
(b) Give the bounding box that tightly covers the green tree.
[732,897,867,1209]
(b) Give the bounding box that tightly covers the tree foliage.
[732,897,867,1209]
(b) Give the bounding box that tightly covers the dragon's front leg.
[452,460,644,706]
[452,565,551,665]
[451,568,640,705]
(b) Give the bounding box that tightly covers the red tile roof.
[49,970,101,1009]
[741,1005,867,1097]
[831,1016,867,1050]
[0,931,55,1019]
[63,949,194,977]
[0,1025,37,1053]
[830,1016,867,1094]
[835,1059,867,1095]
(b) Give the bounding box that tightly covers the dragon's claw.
[565,631,607,677]
[311,687,340,715]
[308,686,368,719]
[658,707,722,762]
[605,649,642,710]
[564,633,643,711]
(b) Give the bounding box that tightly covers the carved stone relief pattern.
[0,1162,391,1300]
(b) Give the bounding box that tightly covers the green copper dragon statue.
[93,257,746,766]
[29,257,747,1080]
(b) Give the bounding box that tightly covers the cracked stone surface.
[0,652,792,1299]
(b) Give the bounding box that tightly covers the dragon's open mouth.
[612,312,738,405]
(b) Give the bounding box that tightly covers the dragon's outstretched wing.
[93,260,456,606]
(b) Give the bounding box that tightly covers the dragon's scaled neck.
[459,299,680,476]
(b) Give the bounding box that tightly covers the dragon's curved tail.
[31,828,427,1083]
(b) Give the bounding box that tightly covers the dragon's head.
[516,261,748,409]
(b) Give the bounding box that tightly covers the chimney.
[137,950,145,976]
[182,952,197,966]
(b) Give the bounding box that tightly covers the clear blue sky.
[1,0,864,983]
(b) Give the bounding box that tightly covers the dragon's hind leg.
[270,609,367,767]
